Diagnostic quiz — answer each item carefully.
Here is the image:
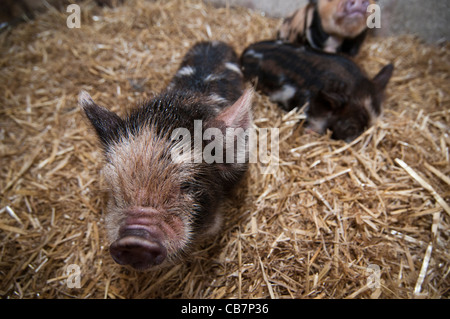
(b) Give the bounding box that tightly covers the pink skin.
[109,207,185,271]
[336,0,371,19]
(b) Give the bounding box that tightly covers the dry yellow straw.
[395,158,450,217]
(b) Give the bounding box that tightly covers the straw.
[0,0,449,299]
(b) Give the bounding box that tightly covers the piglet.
[241,40,393,142]
[277,0,375,56]
[79,41,252,271]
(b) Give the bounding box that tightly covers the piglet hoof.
[109,229,167,271]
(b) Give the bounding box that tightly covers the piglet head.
[79,89,252,271]
[307,63,393,142]
[318,0,375,38]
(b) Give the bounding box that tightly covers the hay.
[0,0,449,299]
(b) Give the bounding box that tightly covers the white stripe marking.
[176,66,195,77]
[269,84,296,105]
[225,62,242,75]
[244,49,263,59]
[209,93,228,104]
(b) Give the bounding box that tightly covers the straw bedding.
[0,0,449,299]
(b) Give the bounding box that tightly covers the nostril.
[347,0,369,11]
[110,236,167,270]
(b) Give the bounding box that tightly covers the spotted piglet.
[241,40,393,142]
[277,0,375,56]
[79,41,252,271]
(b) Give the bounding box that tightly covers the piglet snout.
[110,227,167,270]
[345,0,370,13]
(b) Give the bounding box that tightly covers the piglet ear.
[78,90,123,146]
[214,88,254,130]
[373,64,394,91]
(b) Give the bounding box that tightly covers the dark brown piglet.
[79,41,253,271]
[241,40,393,142]
[277,0,375,56]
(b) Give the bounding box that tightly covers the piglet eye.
[180,182,193,193]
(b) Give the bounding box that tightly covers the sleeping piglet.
[241,40,393,142]
[79,41,252,271]
[277,0,375,56]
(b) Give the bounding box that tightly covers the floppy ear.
[372,63,394,92]
[212,88,253,130]
[78,90,123,146]
[204,89,254,170]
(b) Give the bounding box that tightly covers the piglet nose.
[346,0,370,11]
[109,228,167,270]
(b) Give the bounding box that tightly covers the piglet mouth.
[346,10,367,18]
[335,9,367,22]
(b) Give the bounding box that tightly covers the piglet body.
[241,40,393,142]
[79,41,252,271]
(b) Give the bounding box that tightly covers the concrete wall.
[207,0,450,43]
[376,0,449,43]
[208,0,306,18]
